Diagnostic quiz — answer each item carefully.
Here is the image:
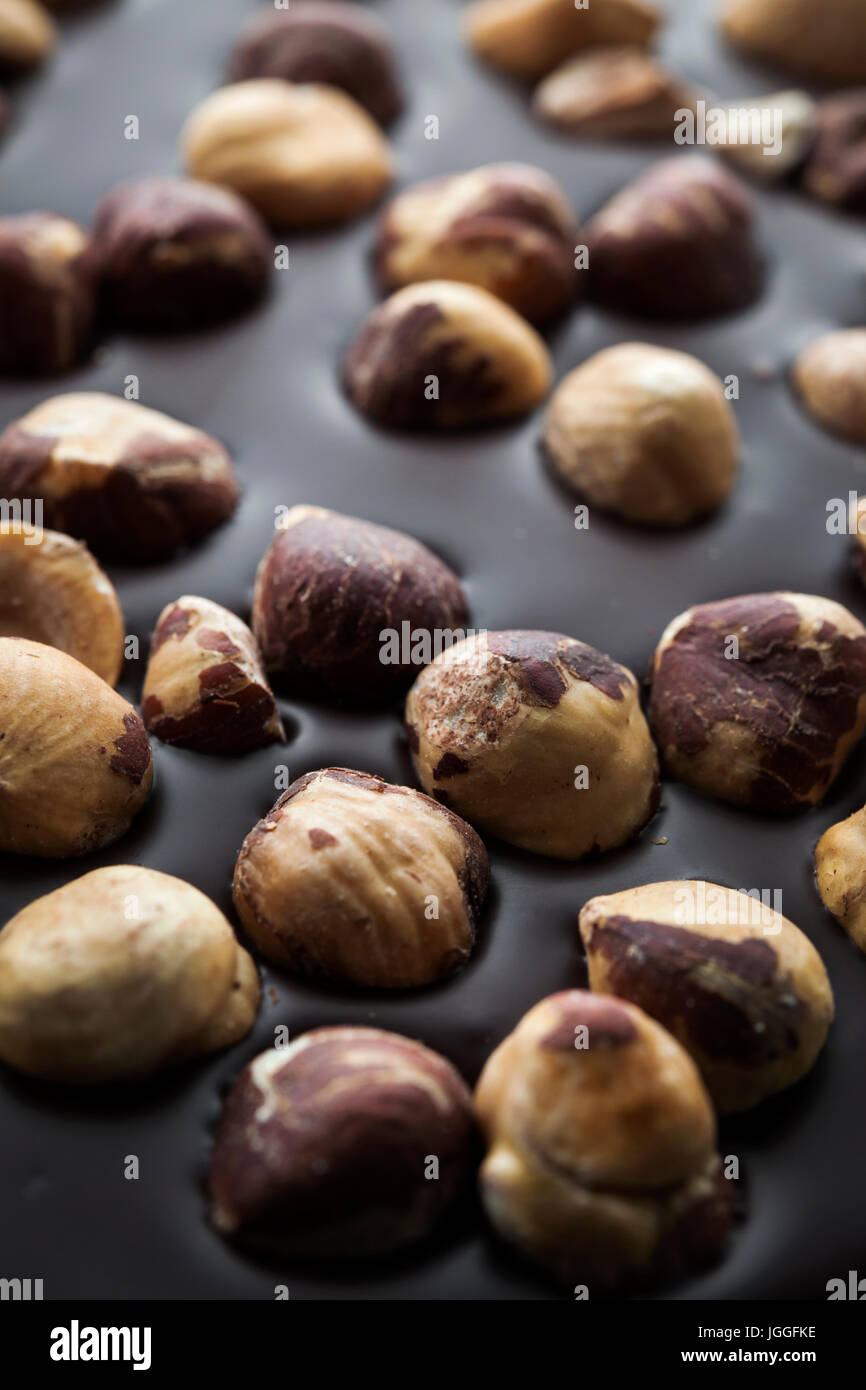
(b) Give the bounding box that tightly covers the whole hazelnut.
[233,767,488,988]
[210,1028,475,1256]
[226,2,404,127]
[543,343,739,526]
[90,177,272,333]
[715,90,816,184]
[374,163,578,326]
[793,329,866,444]
[463,0,660,83]
[142,596,284,753]
[181,78,392,228]
[405,630,659,860]
[0,525,124,684]
[0,213,95,375]
[533,47,699,140]
[252,505,468,703]
[584,156,763,320]
[0,865,259,1083]
[0,637,152,857]
[579,881,834,1114]
[0,392,239,562]
[0,0,54,73]
[649,592,866,811]
[343,279,552,430]
[801,92,866,211]
[816,806,866,954]
[720,0,866,87]
[475,990,733,1289]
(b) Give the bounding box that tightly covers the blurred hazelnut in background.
[793,328,866,444]
[719,0,866,87]
[715,90,816,183]
[0,213,95,374]
[534,47,698,139]
[801,92,866,212]
[0,0,54,74]
[464,0,660,83]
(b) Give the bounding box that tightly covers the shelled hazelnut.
[181,79,392,228]
[0,866,259,1082]
[374,163,578,325]
[534,48,698,140]
[584,157,763,320]
[793,329,866,444]
[716,90,816,183]
[0,213,95,374]
[580,881,834,1113]
[816,806,866,953]
[142,596,284,753]
[475,990,733,1289]
[0,526,124,684]
[227,2,403,126]
[463,0,660,83]
[0,0,54,73]
[720,0,866,87]
[649,592,866,811]
[210,1028,475,1256]
[252,505,467,703]
[543,343,739,525]
[405,630,658,860]
[0,392,239,562]
[233,767,488,988]
[801,93,866,212]
[0,638,152,857]
[343,280,552,429]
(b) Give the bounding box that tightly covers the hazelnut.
[579,881,834,1114]
[0,637,152,857]
[0,525,124,684]
[463,0,660,83]
[533,47,699,140]
[801,92,866,212]
[90,177,272,333]
[181,78,392,228]
[343,280,552,430]
[649,592,866,811]
[252,504,468,703]
[475,990,733,1289]
[543,343,739,526]
[0,0,54,73]
[793,329,866,444]
[233,767,488,988]
[0,213,95,375]
[226,1,403,127]
[405,630,659,860]
[0,392,239,562]
[584,156,763,320]
[210,1028,475,1256]
[0,865,259,1083]
[816,806,866,954]
[716,90,816,183]
[720,0,866,87]
[142,596,284,753]
[374,163,578,326]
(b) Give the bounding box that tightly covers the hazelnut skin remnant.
[463,0,660,83]
[405,630,659,860]
[649,592,866,812]
[142,595,284,754]
[252,504,468,703]
[0,526,124,684]
[584,156,763,320]
[0,392,239,563]
[90,177,272,333]
[720,0,866,87]
[0,866,259,1083]
[0,637,153,857]
[816,806,866,954]
[233,767,488,988]
[533,48,699,140]
[0,213,95,375]
[579,881,834,1113]
[475,990,733,1289]
[210,1028,475,1256]
[343,279,552,430]
[543,343,739,526]
[181,78,392,228]
[801,93,866,212]
[793,329,866,444]
[374,163,578,326]
[226,2,404,127]
[0,0,54,73]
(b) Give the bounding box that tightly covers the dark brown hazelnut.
[252,504,468,703]
[475,990,732,1289]
[226,1,404,127]
[90,177,272,333]
[210,1028,475,1256]
[374,163,578,325]
[801,92,866,211]
[142,596,284,753]
[580,881,834,1113]
[0,0,54,73]
[0,213,95,375]
[463,0,660,83]
[649,592,866,811]
[343,279,552,429]
[0,392,240,562]
[816,806,866,954]
[720,0,866,87]
[233,767,488,988]
[793,329,866,444]
[533,47,698,139]
[715,90,816,183]
[584,156,763,320]
[405,630,659,860]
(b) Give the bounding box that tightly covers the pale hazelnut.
[0,0,54,73]
[793,329,866,444]
[464,0,660,83]
[816,806,866,954]
[720,0,866,87]
[534,47,699,140]
[0,213,95,374]
[714,90,816,183]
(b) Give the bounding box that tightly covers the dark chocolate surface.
[2,0,866,1300]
